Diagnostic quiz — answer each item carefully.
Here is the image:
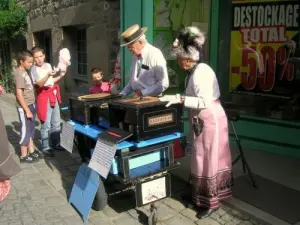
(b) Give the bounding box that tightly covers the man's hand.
[26,110,33,119]
[133,90,142,98]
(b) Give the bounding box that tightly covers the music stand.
[224,103,257,188]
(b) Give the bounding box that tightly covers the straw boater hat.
[120,24,148,47]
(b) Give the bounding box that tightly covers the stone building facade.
[17,0,120,101]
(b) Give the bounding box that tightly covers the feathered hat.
[172,26,205,62]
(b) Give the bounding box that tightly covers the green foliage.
[0,0,27,42]
[0,70,15,93]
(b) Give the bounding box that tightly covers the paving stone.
[113,213,141,225]
[31,179,49,188]
[180,208,198,221]
[62,214,85,225]
[45,196,67,207]
[156,203,177,221]
[38,187,58,197]
[163,198,186,212]
[224,220,243,225]
[39,168,62,179]
[68,165,80,172]
[33,162,50,169]
[230,209,250,220]
[25,173,45,182]
[165,215,194,225]
[102,206,119,218]
[0,221,9,225]
[89,216,112,225]
[239,222,253,225]
[59,169,74,177]
[221,213,234,222]
[19,167,39,175]
[20,211,35,222]
[196,218,221,225]
[249,218,260,225]
[127,209,142,220]
[55,204,77,217]
[48,178,65,190]
[89,209,107,218]
[9,221,23,225]
[209,214,226,225]
[215,208,228,217]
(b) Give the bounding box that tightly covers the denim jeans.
[40,100,61,151]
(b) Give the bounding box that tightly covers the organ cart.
[62,93,185,225]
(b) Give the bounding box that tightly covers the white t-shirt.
[31,63,54,87]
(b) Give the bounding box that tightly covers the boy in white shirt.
[31,47,66,157]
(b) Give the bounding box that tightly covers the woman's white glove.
[54,48,71,72]
[159,94,182,107]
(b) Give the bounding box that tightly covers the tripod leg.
[232,155,241,165]
[237,141,247,173]
[231,121,257,188]
[237,141,257,187]
[240,154,258,188]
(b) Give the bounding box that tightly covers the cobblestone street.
[0,95,264,225]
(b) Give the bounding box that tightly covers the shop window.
[76,29,87,76]
[226,0,300,121]
[153,0,211,92]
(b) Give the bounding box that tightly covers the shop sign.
[229,0,299,97]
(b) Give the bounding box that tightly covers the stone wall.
[17,0,120,102]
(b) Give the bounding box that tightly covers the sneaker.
[28,150,43,159]
[20,155,39,163]
[42,149,55,157]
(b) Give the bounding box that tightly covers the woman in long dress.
[164,27,233,218]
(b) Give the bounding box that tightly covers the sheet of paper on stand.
[60,121,75,153]
[88,138,117,179]
[88,128,132,179]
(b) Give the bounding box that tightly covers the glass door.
[153,0,212,93]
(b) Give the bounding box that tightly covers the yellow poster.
[229,0,299,97]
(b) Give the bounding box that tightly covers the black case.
[109,97,184,142]
[68,93,121,125]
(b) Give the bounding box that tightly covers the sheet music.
[60,121,75,153]
[88,138,117,179]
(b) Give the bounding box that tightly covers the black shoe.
[42,149,55,157]
[28,150,43,159]
[20,155,39,163]
[52,145,65,151]
[196,208,218,219]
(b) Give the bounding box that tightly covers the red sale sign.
[229,0,299,97]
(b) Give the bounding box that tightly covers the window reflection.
[228,0,300,121]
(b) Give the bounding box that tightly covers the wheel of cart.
[92,177,108,211]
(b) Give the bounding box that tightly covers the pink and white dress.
[184,63,233,210]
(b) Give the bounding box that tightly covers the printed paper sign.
[229,0,299,98]
[88,138,117,179]
[60,121,75,153]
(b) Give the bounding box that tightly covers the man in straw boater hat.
[119,24,169,97]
